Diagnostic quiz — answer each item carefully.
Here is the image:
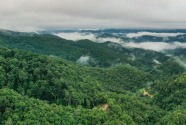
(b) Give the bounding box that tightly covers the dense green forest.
[0,31,169,71]
[0,47,185,124]
[0,30,185,124]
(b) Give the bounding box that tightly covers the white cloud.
[77,56,90,64]
[55,32,123,43]
[129,54,136,61]
[153,59,161,64]
[96,37,123,44]
[55,32,95,41]
[174,57,186,68]
[55,32,186,52]
[122,42,186,51]
[126,32,186,38]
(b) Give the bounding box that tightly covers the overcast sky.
[0,0,186,31]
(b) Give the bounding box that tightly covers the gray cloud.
[0,0,186,31]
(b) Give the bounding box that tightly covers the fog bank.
[122,42,186,51]
[126,32,185,38]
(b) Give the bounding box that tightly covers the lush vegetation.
[0,31,169,71]
[0,30,185,124]
[0,48,150,106]
[0,47,185,124]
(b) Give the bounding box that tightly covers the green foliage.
[0,32,170,71]
[0,88,75,125]
[0,88,166,125]
[0,48,150,107]
[153,73,186,111]
[157,60,185,78]
[156,105,186,125]
[0,42,184,124]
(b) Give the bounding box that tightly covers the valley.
[0,29,185,124]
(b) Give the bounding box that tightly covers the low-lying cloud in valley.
[126,32,186,38]
[55,32,186,52]
[77,56,90,64]
[55,32,123,43]
[55,32,95,41]
[174,57,186,68]
[122,42,186,52]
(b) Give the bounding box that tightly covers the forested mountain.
[0,30,185,124]
[0,47,185,124]
[0,30,171,70]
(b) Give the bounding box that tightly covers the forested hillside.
[1,0,186,123]
[0,31,170,71]
[0,47,185,124]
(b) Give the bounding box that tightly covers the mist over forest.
[0,0,186,124]
[0,28,185,124]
